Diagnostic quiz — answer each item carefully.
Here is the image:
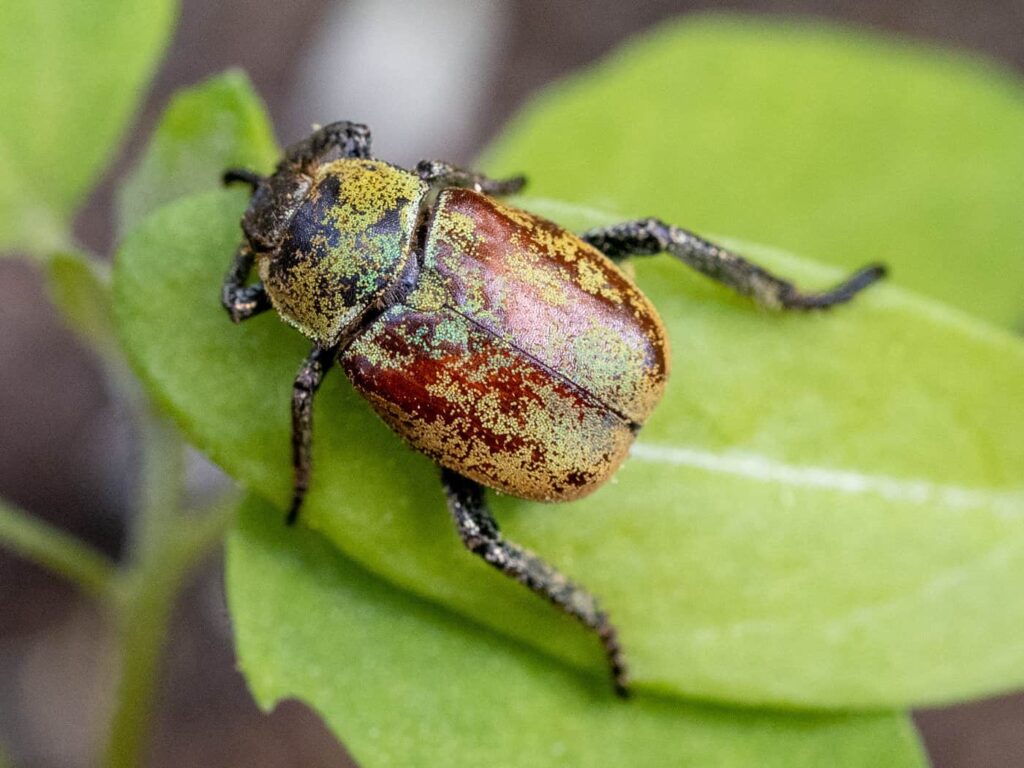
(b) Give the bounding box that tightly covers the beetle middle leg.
[582,219,886,310]
[441,468,629,697]
[288,345,338,526]
[416,160,526,197]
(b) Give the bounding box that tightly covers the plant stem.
[0,499,117,598]
[101,413,236,768]
[102,499,234,768]
[133,415,185,564]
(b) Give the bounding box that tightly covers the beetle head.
[241,170,313,253]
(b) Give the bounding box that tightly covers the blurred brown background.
[2,1,1023,766]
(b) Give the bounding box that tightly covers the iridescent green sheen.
[259,159,426,346]
[422,189,669,424]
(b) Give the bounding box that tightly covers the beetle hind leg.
[582,219,886,310]
[441,469,629,697]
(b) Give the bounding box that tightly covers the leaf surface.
[228,494,926,768]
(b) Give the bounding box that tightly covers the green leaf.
[117,69,278,237]
[114,189,1024,709]
[0,0,177,255]
[229,494,926,768]
[481,15,1024,330]
[46,251,118,358]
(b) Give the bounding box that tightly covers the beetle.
[221,121,885,697]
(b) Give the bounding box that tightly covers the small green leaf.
[0,0,177,255]
[114,189,1024,709]
[229,494,926,768]
[117,69,277,237]
[482,16,1024,330]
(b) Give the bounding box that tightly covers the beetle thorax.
[258,159,427,346]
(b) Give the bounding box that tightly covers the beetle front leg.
[222,244,271,322]
[416,160,526,197]
[582,219,886,310]
[287,345,337,526]
[222,168,263,190]
[441,468,629,697]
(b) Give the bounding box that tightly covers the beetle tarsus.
[441,468,630,697]
[416,160,526,197]
[285,498,301,527]
[778,262,888,309]
[597,617,630,698]
[581,218,887,311]
[223,168,263,190]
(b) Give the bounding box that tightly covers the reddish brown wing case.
[342,189,669,501]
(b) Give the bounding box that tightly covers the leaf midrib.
[631,442,1024,513]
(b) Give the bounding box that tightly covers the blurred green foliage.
[117,70,278,236]
[0,0,176,255]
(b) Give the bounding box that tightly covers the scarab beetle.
[222,121,885,697]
